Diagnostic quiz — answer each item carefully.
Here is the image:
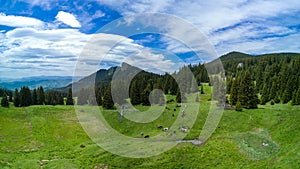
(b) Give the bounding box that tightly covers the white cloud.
[1,27,178,78]
[55,11,81,28]
[76,33,180,76]
[0,28,90,78]
[0,13,45,28]
[95,0,300,55]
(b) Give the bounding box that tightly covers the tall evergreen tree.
[31,89,38,105]
[1,94,9,107]
[229,78,239,106]
[129,80,141,105]
[292,86,300,105]
[13,89,20,107]
[238,72,258,109]
[7,91,13,102]
[169,78,178,95]
[96,89,103,106]
[20,86,31,107]
[269,80,277,100]
[57,92,64,105]
[176,90,182,103]
[274,93,280,104]
[103,84,114,109]
[37,86,45,105]
[141,84,151,106]
[260,83,269,105]
[66,88,74,105]
[176,90,186,103]
[282,78,294,104]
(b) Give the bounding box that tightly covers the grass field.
[0,86,299,168]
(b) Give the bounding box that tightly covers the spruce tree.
[96,89,103,106]
[269,81,277,100]
[176,90,182,103]
[281,78,293,104]
[37,86,45,105]
[32,89,37,105]
[20,86,31,107]
[169,78,178,95]
[229,78,239,106]
[176,90,187,103]
[8,91,13,102]
[238,72,258,109]
[13,89,20,107]
[1,94,9,107]
[292,86,300,105]
[141,84,151,106]
[103,84,114,109]
[274,93,280,104]
[66,88,74,105]
[260,83,269,105]
[282,89,292,104]
[57,91,64,105]
[129,81,141,105]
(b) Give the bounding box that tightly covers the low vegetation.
[0,85,299,168]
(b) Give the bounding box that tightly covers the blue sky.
[1,0,300,78]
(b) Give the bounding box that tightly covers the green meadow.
[0,86,299,168]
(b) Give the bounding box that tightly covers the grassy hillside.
[0,85,299,168]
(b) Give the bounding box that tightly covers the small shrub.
[270,100,275,105]
[235,101,243,111]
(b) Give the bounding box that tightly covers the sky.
[1,0,300,78]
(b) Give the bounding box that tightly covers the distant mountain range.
[219,51,300,61]
[0,76,83,90]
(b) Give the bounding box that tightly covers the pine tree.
[20,86,31,107]
[238,72,258,109]
[141,84,151,106]
[176,90,187,103]
[269,80,277,100]
[1,94,9,107]
[229,78,239,106]
[274,93,280,104]
[8,91,13,102]
[282,88,292,104]
[66,88,74,105]
[32,89,37,105]
[260,83,269,105]
[103,84,114,109]
[96,89,103,106]
[57,91,64,105]
[129,81,141,105]
[292,86,300,105]
[13,89,20,107]
[169,78,178,95]
[37,86,45,105]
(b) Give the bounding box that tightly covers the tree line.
[2,52,300,109]
[1,86,74,108]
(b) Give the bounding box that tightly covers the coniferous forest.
[1,52,300,109]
